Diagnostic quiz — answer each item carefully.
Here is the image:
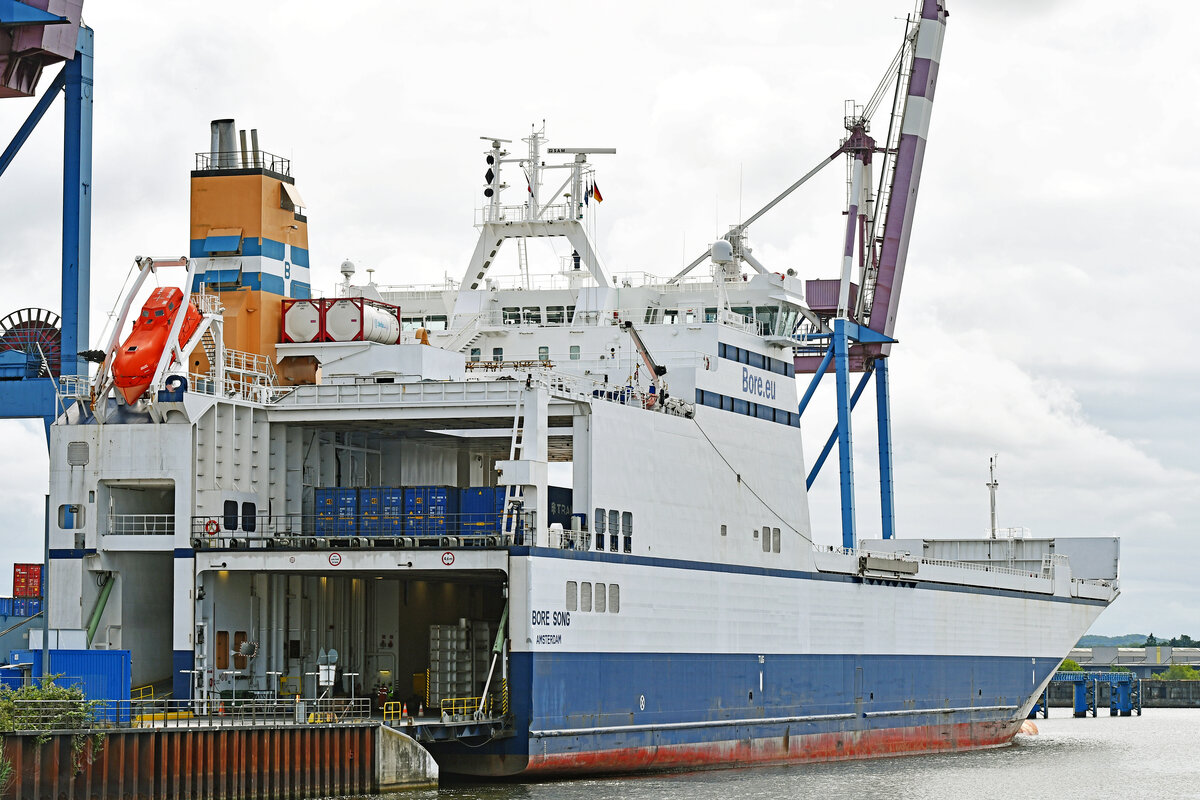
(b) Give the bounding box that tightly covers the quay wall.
[1,723,436,799]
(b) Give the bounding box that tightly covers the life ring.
[205,519,220,535]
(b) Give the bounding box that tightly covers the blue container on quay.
[0,598,12,617]
[6,649,131,722]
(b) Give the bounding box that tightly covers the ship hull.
[430,650,1066,777]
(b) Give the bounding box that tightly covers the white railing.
[813,544,1053,580]
[475,202,575,226]
[107,514,174,536]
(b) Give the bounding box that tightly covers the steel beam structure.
[60,25,92,383]
[0,25,91,432]
[832,319,856,548]
[876,357,895,539]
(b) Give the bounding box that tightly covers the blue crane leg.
[833,319,856,548]
[875,357,895,539]
[806,368,874,490]
[1073,680,1088,717]
[60,26,93,386]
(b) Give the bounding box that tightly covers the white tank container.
[324,298,401,344]
[282,299,322,343]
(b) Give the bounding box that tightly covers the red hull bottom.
[438,720,1024,778]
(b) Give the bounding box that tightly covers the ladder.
[516,237,530,290]
[501,394,525,544]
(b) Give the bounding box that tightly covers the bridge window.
[502,307,520,323]
[522,307,542,324]
[547,306,565,324]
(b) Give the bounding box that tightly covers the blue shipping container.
[406,487,459,536]
[316,487,357,536]
[7,649,132,722]
[359,488,404,536]
[13,598,29,617]
[0,598,12,616]
[548,486,573,528]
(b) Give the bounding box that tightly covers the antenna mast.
[987,455,999,539]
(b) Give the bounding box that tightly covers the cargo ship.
[43,0,1119,777]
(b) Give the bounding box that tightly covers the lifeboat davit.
[111,287,202,404]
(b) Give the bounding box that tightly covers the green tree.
[1151,664,1200,681]
[1145,633,1159,647]
[1059,658,1083,672]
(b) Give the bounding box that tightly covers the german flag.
[592,182,603,203]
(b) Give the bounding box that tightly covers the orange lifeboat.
[111,287,202,404]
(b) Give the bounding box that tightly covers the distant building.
[1068,646,1200,679]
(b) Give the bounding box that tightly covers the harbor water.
[354,709,1200,800]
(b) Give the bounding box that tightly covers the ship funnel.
[210,119,238,168]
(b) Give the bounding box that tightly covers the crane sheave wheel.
[0,307,63,377]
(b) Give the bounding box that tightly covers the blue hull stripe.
[508,546,1107,606]
[431,651,1055,767]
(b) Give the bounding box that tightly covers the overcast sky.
[0,1,1195,637]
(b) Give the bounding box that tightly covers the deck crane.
[620,319,668,408]
[672,1,948,549]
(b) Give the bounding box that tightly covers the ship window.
[595,508,605,550]
[608,510,619,552]
[426,315,447,331]
[733,399,748,415]
[492,347,503,362]
[502,307,520,323]
[141,310,150,318]
[566,306,575,322]
[643,307,660,324]
[470,348,481,362]
[581,582,592,612]
[570,345,580,360]
[223,500,239,531]
[756,306,779,335]
[154,309,165,317]
[772,528,781,553]
[538,346,550,362]
[522,307,542,324]
[609,584,619,613]
[547,306,565,324]
[566,581,578,611]
[57,504,84,530]
[721,524,727,537]
[685,310,696,323]
[762,526,771,552]
[722,395,734,412]
[662,310,678,325]
[622,512,632,553]
[242,502,257,533]
[595,583,606,613]
[704,307,718,323]
[749,352,765,370]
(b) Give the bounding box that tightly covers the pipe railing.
[5,696,371,732]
